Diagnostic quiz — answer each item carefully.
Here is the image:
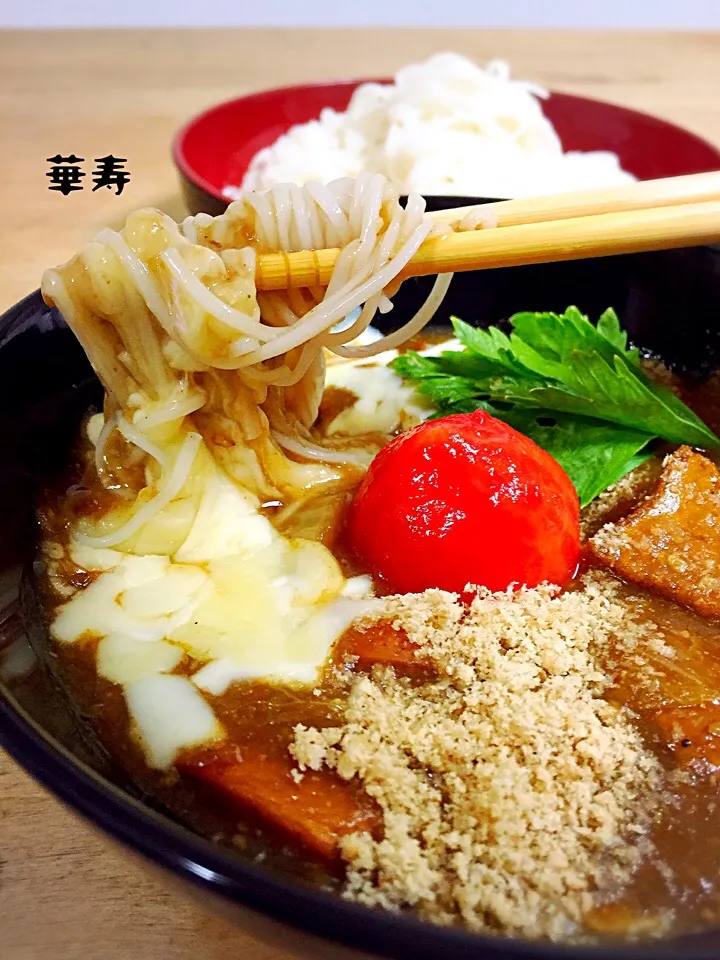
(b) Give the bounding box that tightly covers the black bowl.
[4,248,720,960]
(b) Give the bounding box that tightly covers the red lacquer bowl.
[173,79,720,216]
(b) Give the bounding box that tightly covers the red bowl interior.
[174,79,720,203]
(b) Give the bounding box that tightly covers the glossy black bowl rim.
[0,288,715,960]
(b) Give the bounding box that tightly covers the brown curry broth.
[53,639,345,885]
[582,574,720,935]
[38,356,720,938]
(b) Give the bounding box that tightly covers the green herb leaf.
[494,409,654,507]
[391,305,720,504]
[596,307,635,359]
[450,318,527,376]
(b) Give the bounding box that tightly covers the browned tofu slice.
[651,702,720,771]
[593,577,720,771]
[180,746,380,864]
[590,447,720,619]
[334,620,429,673]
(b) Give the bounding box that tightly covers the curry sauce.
[36,364,720,943]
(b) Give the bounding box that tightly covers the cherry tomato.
[347,409,580,595]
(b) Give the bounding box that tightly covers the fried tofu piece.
[590,447,720,619]
[334,620,429,672]
[600,579,720,713]
[651,702,720,771]
[180,747,379,863]
[590,575,720,770]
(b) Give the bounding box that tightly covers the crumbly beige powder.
[292,576,663,941]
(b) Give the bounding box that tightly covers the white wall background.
[2,0,720,28]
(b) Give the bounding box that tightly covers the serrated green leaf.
[510,306,633,372]
[392,305,720,504]
[467,332,719,448]
[494,409,654,507]
[414,375,482,406]
[391,351,440,381]
[429,349,517,381]
[450,317,526,374]
[596,307,628,354]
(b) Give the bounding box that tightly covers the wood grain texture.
[1,27,719,960]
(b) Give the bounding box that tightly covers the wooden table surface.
[1,26,720,960]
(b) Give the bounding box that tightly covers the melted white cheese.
[325,362,431,436]
[323,340,460,437]
[52,554,210,644]
[191,594,381,692]
[125,674,224,769]
[51,443,374,767]
[97,635,184,684]
[50,342,451,768]
[174,467,275,563]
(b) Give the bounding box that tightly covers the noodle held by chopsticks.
[41,173,453,508]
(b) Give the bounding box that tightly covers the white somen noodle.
[229,54,634,201]
[41,173,458,546]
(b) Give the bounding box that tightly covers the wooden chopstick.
[253,173,720,291]
[427,171,720,228]
[255,198,720,291]
[405,200,720,278]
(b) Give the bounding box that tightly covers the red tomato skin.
[347,409,580,595]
